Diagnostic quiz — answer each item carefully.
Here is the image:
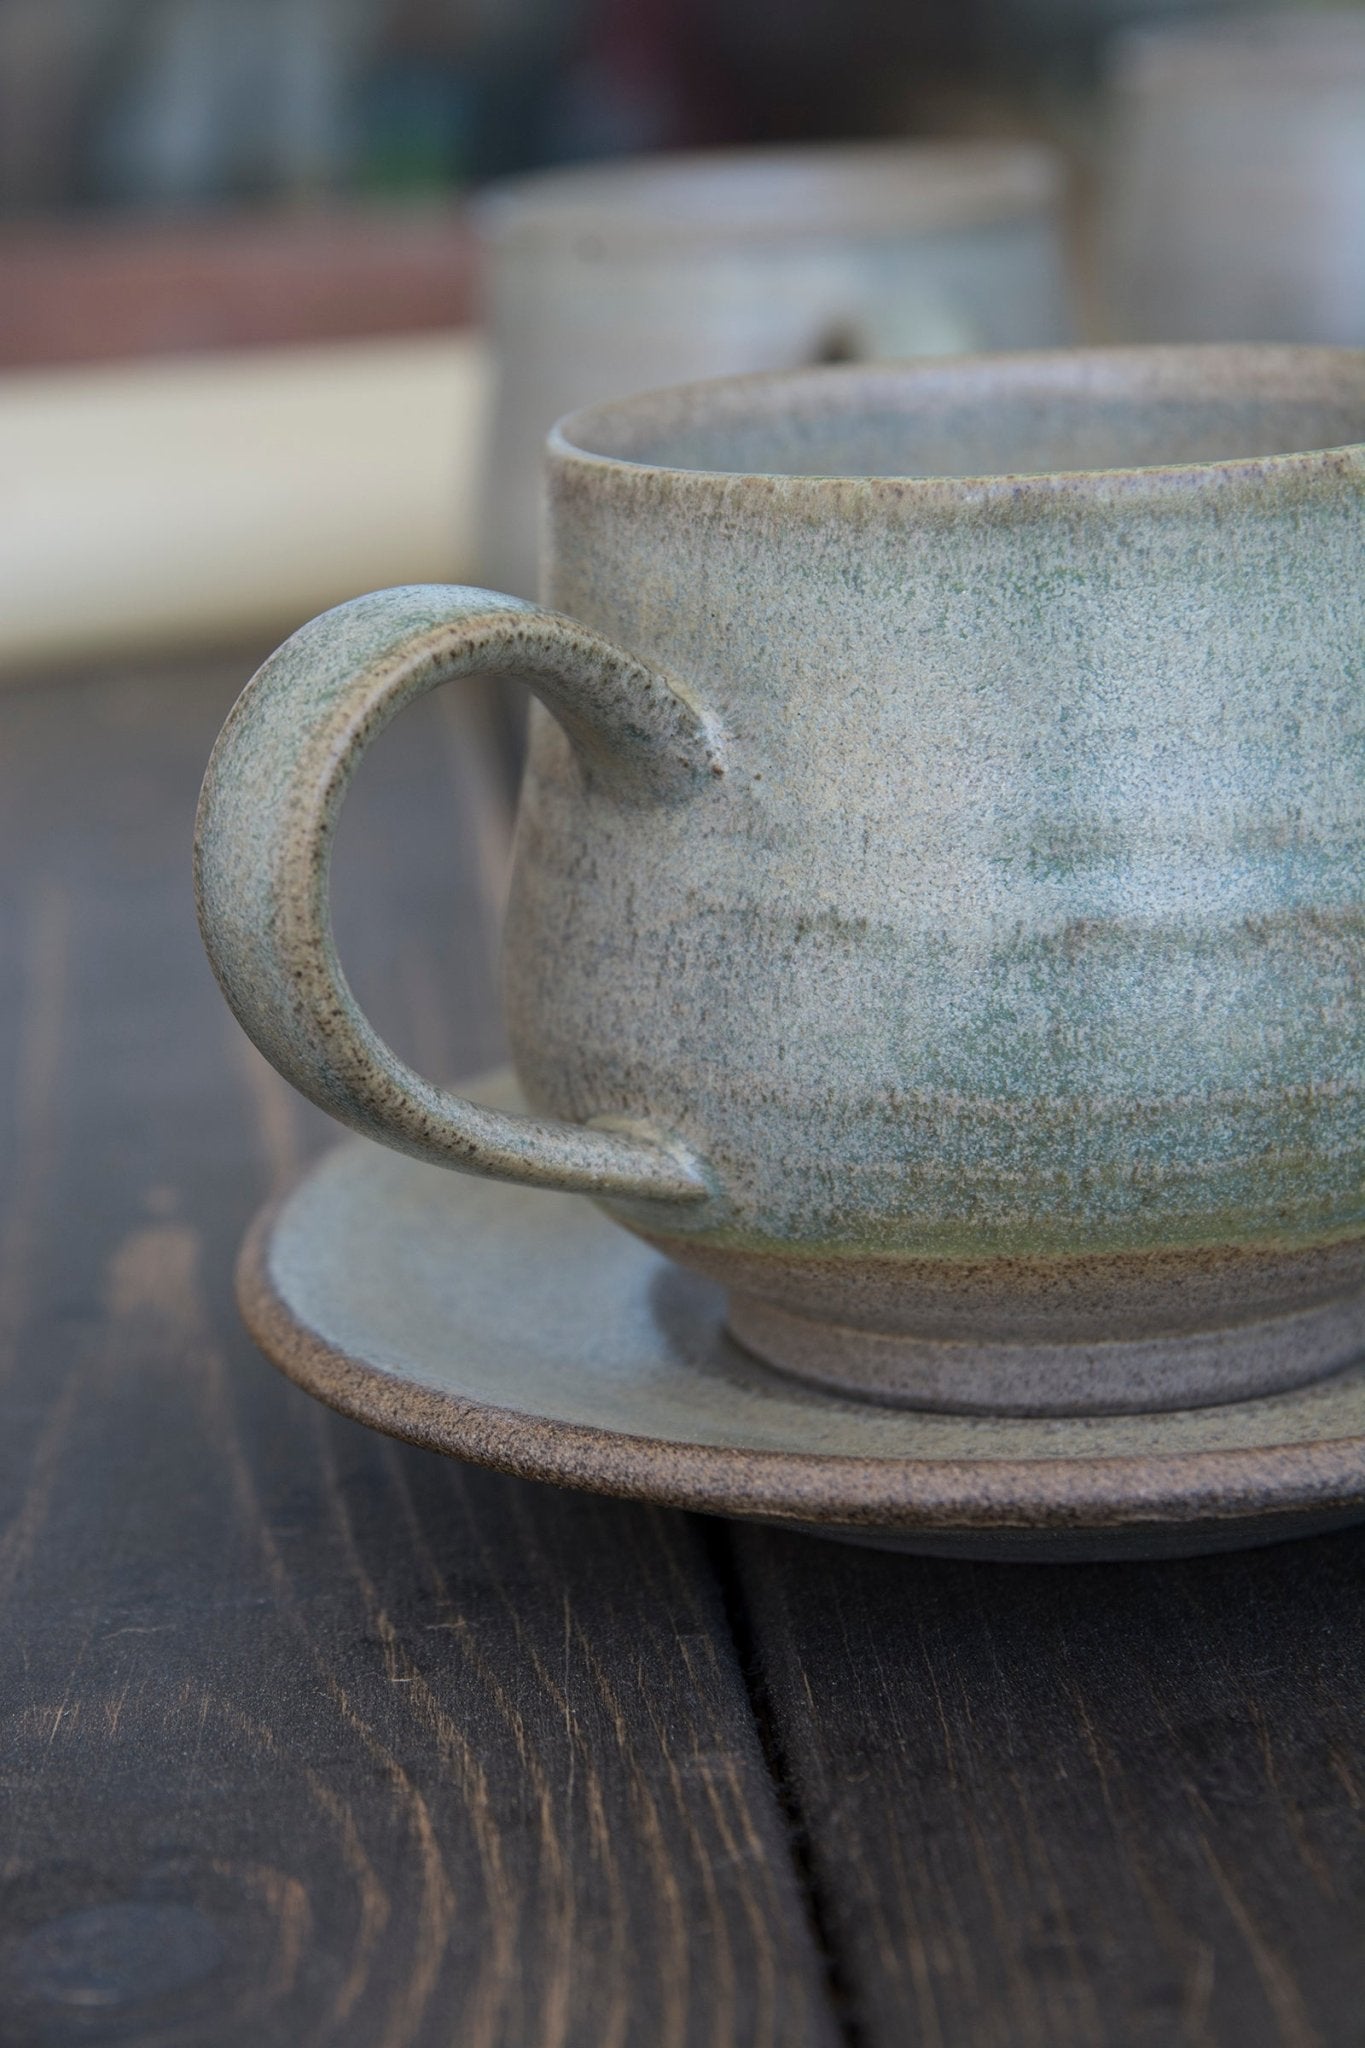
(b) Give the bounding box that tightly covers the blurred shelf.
[0,204,482,370]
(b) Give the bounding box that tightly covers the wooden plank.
[733,1521,1365,2048]
[0,658,838,2048]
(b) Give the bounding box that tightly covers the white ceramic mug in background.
[474,140,1072,599]
[1098,11,1365,346]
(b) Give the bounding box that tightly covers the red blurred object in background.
[0,207,481,371]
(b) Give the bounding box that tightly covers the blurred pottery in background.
[197,345,1365,1424]
[1099,11,1365,345]
[473,140,1071,599]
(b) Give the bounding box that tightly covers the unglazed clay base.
[726,1288,1365,1417]
[237,1087,1365,1563]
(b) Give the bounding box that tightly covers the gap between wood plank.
[700,1514,869,2048]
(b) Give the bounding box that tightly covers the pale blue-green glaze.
[509,355,1362,1243]
[199,348,1365,1413]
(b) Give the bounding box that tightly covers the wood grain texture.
[0,659,836,2048]
[2,648,1364,2048]
[733,1524,1365,2048]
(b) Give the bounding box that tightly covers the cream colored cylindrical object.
[1099,12,1365,345]
[0,333,489,672]
[474,141,1073,601]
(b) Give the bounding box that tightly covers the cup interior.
[556,349,1365,484]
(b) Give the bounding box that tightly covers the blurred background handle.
[834,286,980,361]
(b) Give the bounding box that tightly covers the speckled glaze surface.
[236,1084,1365,1562]
[476,142,1071,597]
[197,346,1365,1418]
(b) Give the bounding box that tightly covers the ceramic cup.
[1098,12,1365,346]
[475,141,1072,600]
[196,345,1365,1418]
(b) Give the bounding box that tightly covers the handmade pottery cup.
[196,346,1365,1417]
[475,141,1071,599]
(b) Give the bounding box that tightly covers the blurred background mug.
[1098,9,1365,345]
[474,140,1072,601]
[197,345,1365,1421]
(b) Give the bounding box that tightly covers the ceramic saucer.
[239,1074,1365,1562]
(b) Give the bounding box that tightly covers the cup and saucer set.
[195,178,1365,1563]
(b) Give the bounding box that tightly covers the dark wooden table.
[1,653,1362,2048]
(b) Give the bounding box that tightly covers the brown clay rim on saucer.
[472,140,1061,250]
[237,1197,1365,1538]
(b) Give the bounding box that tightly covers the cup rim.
[547,345,1365,506]
[471,138,1061,251]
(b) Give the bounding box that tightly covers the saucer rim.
[238,1193,1365,1538]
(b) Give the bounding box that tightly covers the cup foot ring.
[725,1289,1365,1416]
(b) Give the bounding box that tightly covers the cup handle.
[194,584,723,1203]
